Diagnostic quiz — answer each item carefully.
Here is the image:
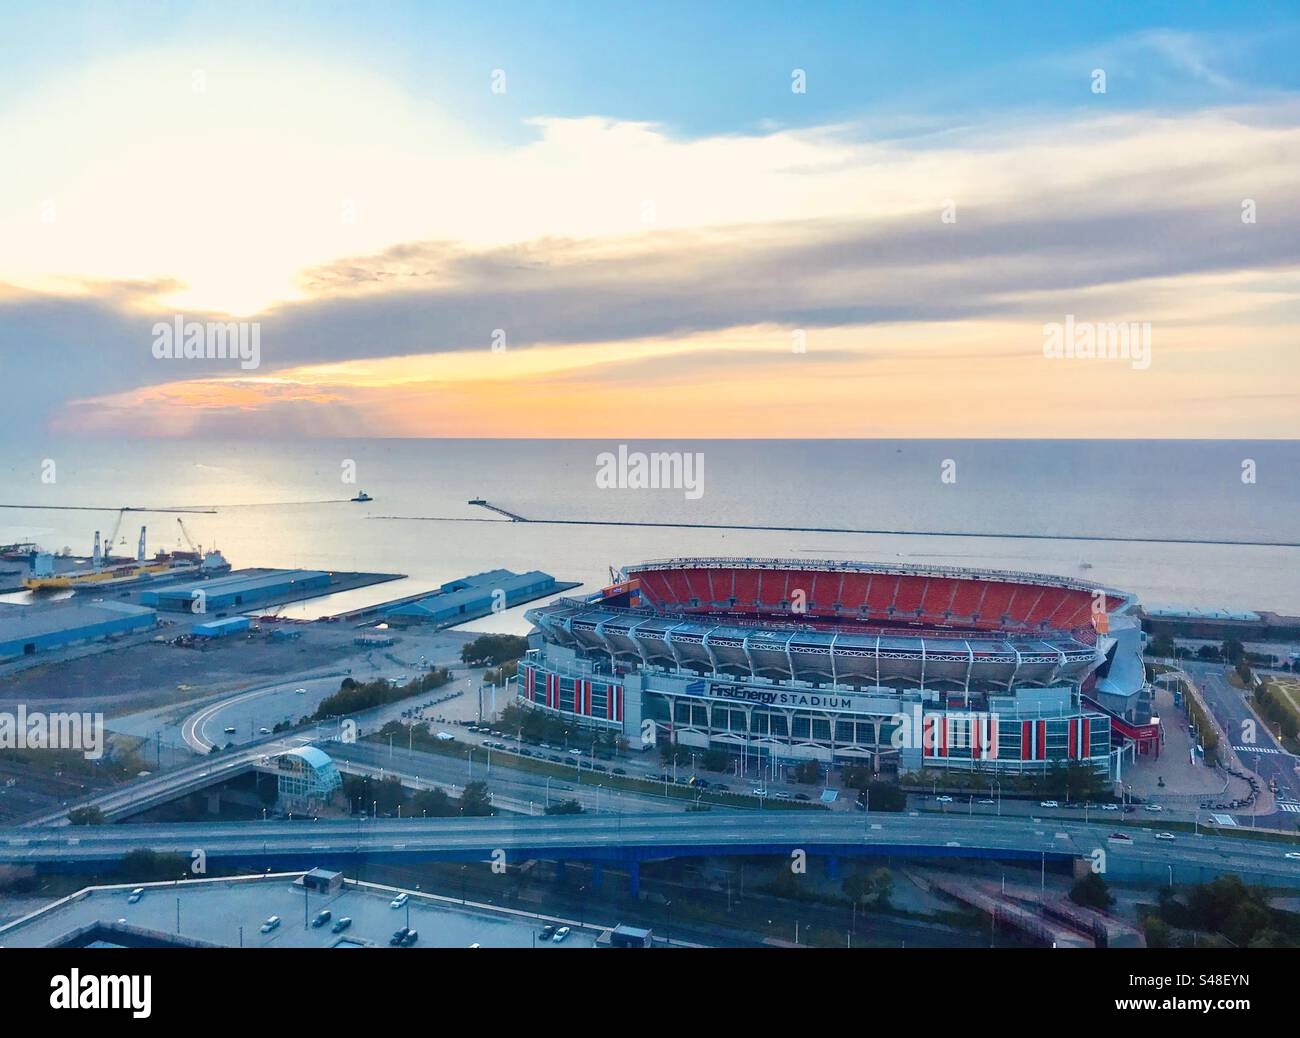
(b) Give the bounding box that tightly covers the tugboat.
[351,491,373,503]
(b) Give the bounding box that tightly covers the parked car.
[540,924,556,940]
[1155,832,1175,841]
[127,888,144,904]
[795,793,811,801]
[331,916,353,933]
[311,909,332,928]
[401,929,419,946]
[390,892,409,909]
[260,915,281,933]
[552,926,571,943]
[389,927,409,946]
[1039,800,1060,808]
[934,795,954,803]
[1108,832,1132,842]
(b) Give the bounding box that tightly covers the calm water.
[1,439,1298,628]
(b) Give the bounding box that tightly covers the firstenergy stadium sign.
[676,679,883,714]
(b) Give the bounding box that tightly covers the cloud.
[2,101,1299,437]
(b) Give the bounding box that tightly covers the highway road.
[1180,660,1300,824]
[181,674,346,752]
[337,740,688,815]
[3,812,1299,887]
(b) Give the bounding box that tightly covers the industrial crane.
[176,517,200,556]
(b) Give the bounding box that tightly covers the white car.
[294,687,307,695]
[1101,804,1120,811]
[552,926,571,943]
[1039,800,1060,808]
[1155,832,1176,841]
[1283,852,1300,861]
[934,795,954,803]
[260,915,281,933]
[390,892,409,909]
[258,727,270,735]
[751,788,767,797]
[978,799,995,805]
[1144,804,1164,813]
[127,887,144,904]
[223,726,237,734]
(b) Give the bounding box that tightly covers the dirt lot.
[0,626,371,714]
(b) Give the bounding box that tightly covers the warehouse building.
[386,569,569,627]
[193,616,252,639]
[140,570,330,612]
[0,600,157,661]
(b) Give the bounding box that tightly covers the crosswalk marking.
[1233,745,1279,754]
[1278,803,1300,814]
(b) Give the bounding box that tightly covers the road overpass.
[4,812,1299,892]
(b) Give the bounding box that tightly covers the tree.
[1069,872,1115,910]
[123,848,189,881]
[862,781,906,811]
[544,799,584,815]
[843,867,893,909]
[459,780,496,816]
[1146,634,1176,658]
[68,805,106,825]
[1222,638,1246,666]
[461,634,529,667]
[409,786,454,817]
[792,760,821,785]
[1143,915,1173,948]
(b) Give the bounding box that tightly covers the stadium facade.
[516,558,1160,778]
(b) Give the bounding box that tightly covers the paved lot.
[0,876,602,949]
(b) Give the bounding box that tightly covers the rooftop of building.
[0,598,156,640]
[389,569,557,616]
[148,569,329,598]
[0,874,603,949]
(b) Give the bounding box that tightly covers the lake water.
[1,438,1297,629]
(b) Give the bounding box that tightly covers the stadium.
[517,558,1161,778]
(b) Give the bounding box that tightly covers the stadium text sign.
[677,680,887,714]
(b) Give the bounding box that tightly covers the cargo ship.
[22,525,230,592]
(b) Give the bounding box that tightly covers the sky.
[1,0,1298,438]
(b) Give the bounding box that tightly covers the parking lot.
[0,875,602,949]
